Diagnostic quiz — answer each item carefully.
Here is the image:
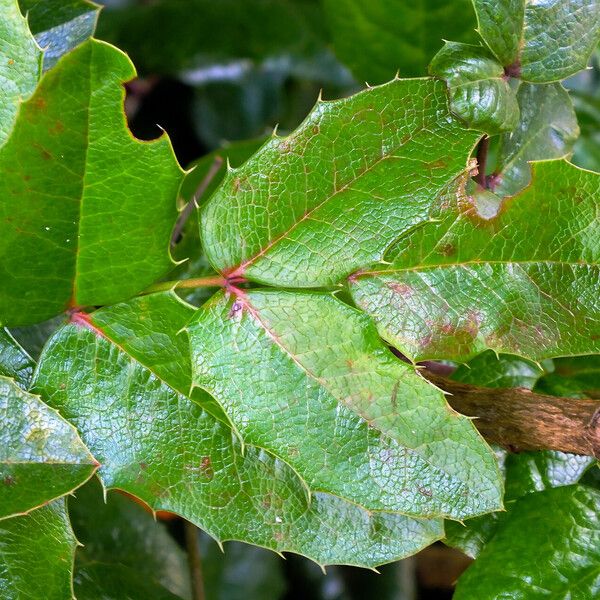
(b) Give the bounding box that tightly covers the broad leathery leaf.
[0,39,183,326]
[188,290,501,519]
[201,78,481,287]
[494,82,579,196]
[0,499,77,600]
[0,376,97,519]
[350,160,600,362]
[0,329,34,388]
[323,0,477,82]
[75,563,185,600]
[0,0,41,147]
[454,485,600,598]
[9,316,65,360]
[18,0,100,71]
[473,0,600,82]
[33,293,442,568]
[429,42,519,133]
[70,478,191,599]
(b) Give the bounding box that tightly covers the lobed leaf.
[350,160,600,362]
[0,499,77,600]
[33,292,443,568]
[473,0,600,82]
[188,289,501,519]
[0,39,183,326]
[0,0,41,148]
[429,42,519,133]
[0,375,97,520]
[201,78,481,287]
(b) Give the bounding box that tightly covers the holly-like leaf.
[429,42,519,133]
[18,0,101,71]
[70,478,191,599]
[454,485,600,599]
[0,329,34,388]
[350,160,600,362]
[201,79,481,287]
[0,0,41,147]
[0,39,183,326]
[0,499,77,600]
[323,0,477,82]
[0,375,97,519]
[473,0,600,82]
[33,292,443,568]
[188,290,501,519]
[494,82,579,196]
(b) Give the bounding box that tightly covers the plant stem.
[143,275,226,295]
[184,520,205,600]
[475,135,489,188]
[171,155,224,248]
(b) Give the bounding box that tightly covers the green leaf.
[454,485,600,599]
[473,0,600,82]
[70,478,191,599]
[18,0,100,71]
[494,82,579,196]
[188,289,501,519]
[33,292,443,568]
[429,42,519,133]
[0,375,97,519]
[201,79,481,287]
[323,0,477,82]
[74,563,185,600]
[536,356,600,397]
[350,159,600,362]
[0,0,41,148]
[0,499,77,600]
[0,39,183,326]
[0,328,34,388]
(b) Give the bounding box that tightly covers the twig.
[171,155,224,248]
[184,520,205,600]
[475,135,489,188]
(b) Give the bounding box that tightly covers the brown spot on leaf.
[387,282,413,297]
[3,475,15,486]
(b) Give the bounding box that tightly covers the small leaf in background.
[33,292,443,568]
[0,376,97,520]
[350,160,600,362]
[189,290,501,519]
[429,42,519,133]
[536,355,600,398]
[0,329,35,388]
[201,79,480,287]
[0,39,184,326]
[324,0,477,83]
[0,0,41,147]
[18,0,100,71]
[70,478,191,599]
[0,500,77,600]
[453,485,600,599]
[473,0,600,82]
[493,82,579,196]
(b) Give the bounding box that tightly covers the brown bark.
[423,371,600,458]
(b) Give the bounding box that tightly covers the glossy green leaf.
[0,39,183,326]
[0,499,77,600]
[0,329,34,388]
[74,563,185,600]
[0,0,41,147]
[0,375,97,519]
[324,0,477,82]
[473,0,600,82]
[536,355,600,398]
[18,0,100,71]
[350,160,600,362]
[429,42,519,133]
[189,289,501,519]
[494,82,579,196]
[33,292,443,568]
[201,79,481,287]
[454,485,600,599]
[70,478,191,599]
